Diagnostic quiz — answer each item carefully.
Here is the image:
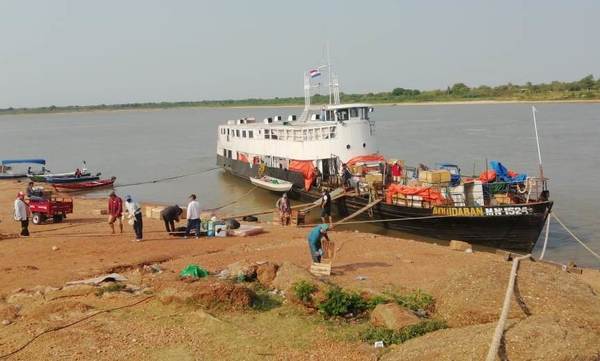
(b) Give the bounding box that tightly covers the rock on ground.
[256,262,279,287]
[370,303,421,330]
[448,240,471,252]
[270,262,324,294]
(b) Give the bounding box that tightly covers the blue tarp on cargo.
[1,159,46,165]
[489,161,527,183]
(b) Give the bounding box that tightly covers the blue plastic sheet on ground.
[489,161,527,183]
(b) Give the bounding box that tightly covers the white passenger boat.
[250,175,293,192]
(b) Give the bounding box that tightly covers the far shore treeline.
[2,75,600,115]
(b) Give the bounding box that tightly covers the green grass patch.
[388,289,434,312]
[318,286,368,318]
[252,289,283,312]
[95,283,126,296]
[360,319,448,345]
[292,280,318,304]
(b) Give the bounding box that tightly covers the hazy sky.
[1,0,598,108]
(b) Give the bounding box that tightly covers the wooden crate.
[310,262,331,276]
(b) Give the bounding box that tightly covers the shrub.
[318,286,368,318]
[389,289,434,312]
[366,294,390,310]
[292,280,318,304]
[360,319,448,345]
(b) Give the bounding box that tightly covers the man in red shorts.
[108,191,123,234]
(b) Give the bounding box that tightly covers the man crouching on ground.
[307,224,330,263]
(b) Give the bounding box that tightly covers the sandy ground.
[1,179,600,360]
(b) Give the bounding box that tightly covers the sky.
[0,0,598,108]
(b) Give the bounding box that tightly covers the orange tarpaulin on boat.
[479,170,496,183]
[289,160,315,191]
[237,153,249,163]
[346,154,385,166]
[386,184,445,205]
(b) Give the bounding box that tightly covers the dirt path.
[1,179,600,360]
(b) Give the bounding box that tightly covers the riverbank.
[1,179,600,360]
[2,98,600,117]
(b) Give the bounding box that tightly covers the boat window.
[236,129,240,137]
[360,107,369,120]
[286,129,292,140]
[330,126,336,139]
[349,108,359,118]
[242,130,247,138]
[264,129,270,139]
[271,129,278,140]
[336,109,349,121]
[325,110,334,121]
[248,131,254,138]
[293,129,302,141]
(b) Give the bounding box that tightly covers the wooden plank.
[334,199,382,226]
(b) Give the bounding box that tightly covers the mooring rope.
[485,254,531,361]
[114,167,220,188]
[552,213,600,262]
[539,213,551,260]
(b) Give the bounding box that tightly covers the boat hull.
[46,175,100,184]
[52,179,115,192]
[217,155,552,252]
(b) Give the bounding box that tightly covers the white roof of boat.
[324,103,372,110]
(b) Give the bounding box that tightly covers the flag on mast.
[308,69,321,78]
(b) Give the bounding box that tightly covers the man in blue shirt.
[307,224,330,263]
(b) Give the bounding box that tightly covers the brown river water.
[1,103,598,267]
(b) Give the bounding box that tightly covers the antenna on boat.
[531,105,545,189]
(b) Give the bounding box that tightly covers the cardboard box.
[419,170,451,184]
[365,173,383,185]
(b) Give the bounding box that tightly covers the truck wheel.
[53,214,64,223]
[32,213,46,225]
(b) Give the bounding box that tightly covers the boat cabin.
[322,104,372,122]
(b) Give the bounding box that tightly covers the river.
[1,103,598,267]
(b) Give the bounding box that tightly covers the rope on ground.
[485,254,531,361]
[553,213,600,262]
[0,295,154,360]
[114,167,220,188]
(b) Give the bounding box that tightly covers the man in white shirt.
[185,194,201,239]
[124,195,143,242]
[14,191,30,237]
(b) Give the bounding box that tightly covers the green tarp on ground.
[179,264,209,278]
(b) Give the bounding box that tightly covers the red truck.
[28,197,73,224]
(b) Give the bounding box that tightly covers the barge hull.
[217,155,552,252]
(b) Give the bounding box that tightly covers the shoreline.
[1,98,599,117]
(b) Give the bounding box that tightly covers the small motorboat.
[46,174,101,184]
[0,159,48,179]
[52,177,116,192]
[29,171,92,182]
[250,175,293,192]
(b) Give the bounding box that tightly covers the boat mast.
[531,105,546,189]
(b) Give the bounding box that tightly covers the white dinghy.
[250,175,293,192]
